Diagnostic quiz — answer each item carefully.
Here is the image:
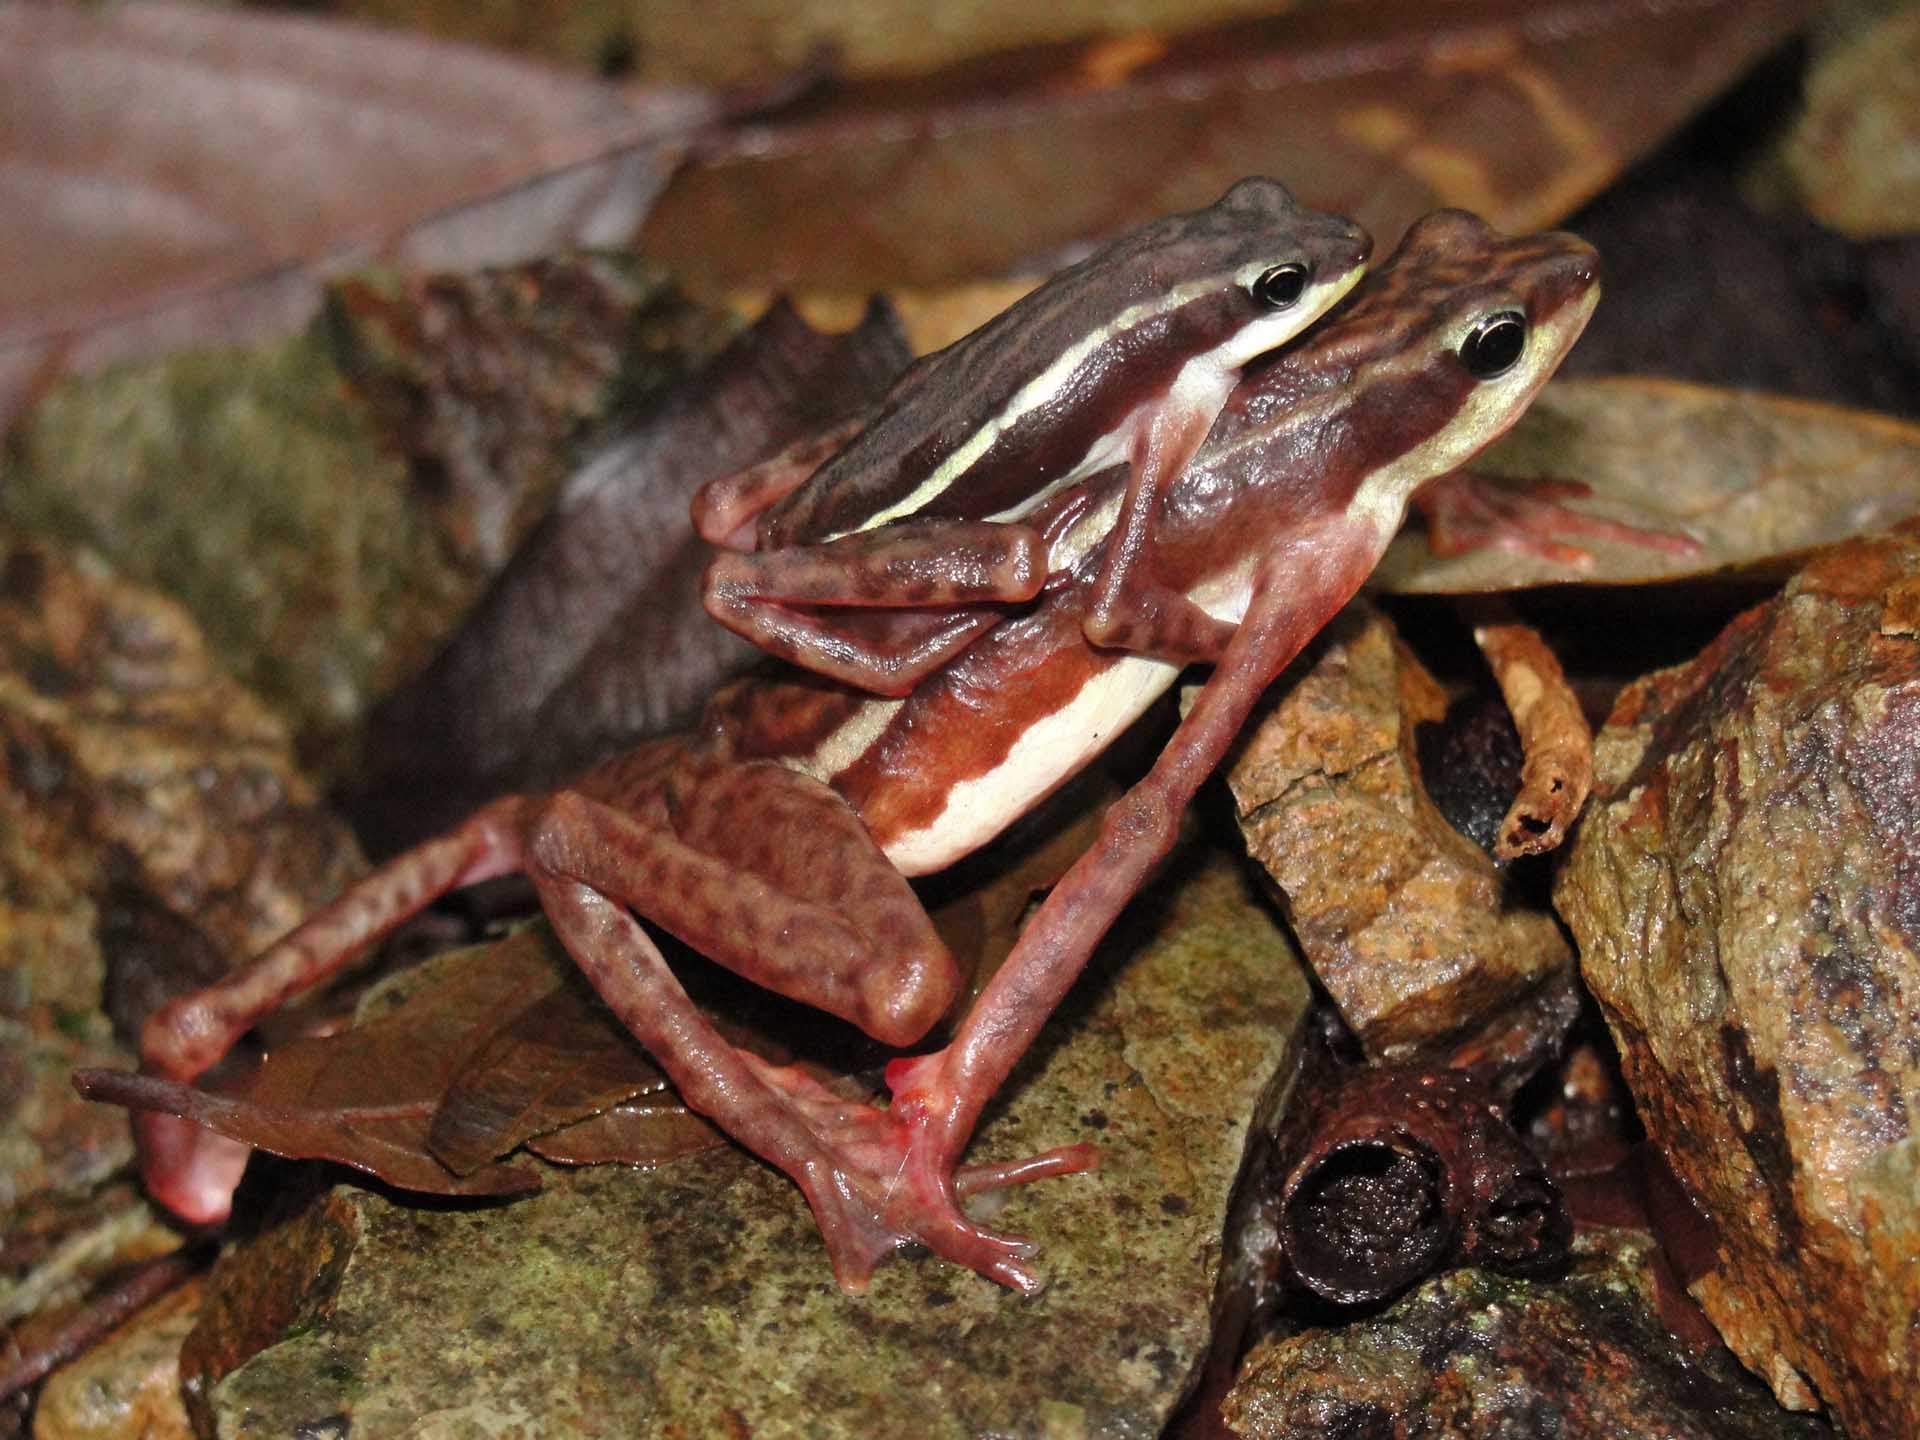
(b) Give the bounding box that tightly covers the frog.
[692,177,1373,695]
[101,209,1600,1294]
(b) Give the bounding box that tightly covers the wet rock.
[33,1277,199,1440]
[0,531,363,1231]
[1556,522,1920,1436]
[1219,604,1574,1061]
[1222,1229,1826,1439]
[180,845,1311,1437]
[0,261,729,778]
[1782,3,1920,240]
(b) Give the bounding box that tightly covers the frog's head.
[1093,177,1374,369]
[1311,209,1600,535]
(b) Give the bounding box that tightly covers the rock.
[1219,603,1573,1061]
[1221,1229,1826,1439]
[180,844,1312,1437]
[1783,3,1920,239]
[326,253,734,576]
[33,1278,200,1440]
[0,260,729,778]
[1556,522,1920,1436]
[0,531,363,1230]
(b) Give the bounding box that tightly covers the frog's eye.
[1251,263,1310,309]
[1461,311,1527,379]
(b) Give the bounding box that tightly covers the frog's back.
[759,179,1360,546]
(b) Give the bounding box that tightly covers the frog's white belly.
[881,650,1182,876]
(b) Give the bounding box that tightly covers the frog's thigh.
[525,778,959,1047]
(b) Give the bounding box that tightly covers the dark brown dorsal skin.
[756,178,1370,546]
[715,212,1600,865]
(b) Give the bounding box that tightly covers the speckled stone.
[1557,522,1920,1436]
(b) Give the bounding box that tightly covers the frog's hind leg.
[524,765,1093,1292]
[134,796,530,1222]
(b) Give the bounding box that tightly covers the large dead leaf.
[1377,378,1920,593]
[72,934,611,1200]
[349,298,913,851]
[640,0,1814,291]
[0,1,713,425]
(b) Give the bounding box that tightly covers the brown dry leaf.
[78,924,735,1194]
[334,0,1307,90]
[738,279,1042,359]
[71,933,647,1200]
[524,1101,725,1168]
[1377,378,1920,593]
[426,963,685,1177]
[0,1,714,424]
[641,0,1813,291]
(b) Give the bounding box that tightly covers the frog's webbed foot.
[528,869,1089,1293]
[1414,471,1702,570]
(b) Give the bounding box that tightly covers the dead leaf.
[0,1,714,425]
[349,298,914,851]
[72,934,641,1200]
[524,1102,725,1168]
[426,969,682,1176]
[1377,378,1920,593]
[70,1067,538,1202]
[641,0,1814,291]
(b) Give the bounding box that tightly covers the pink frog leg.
[1414,471,1703,571]
[532,759,960,1044]
[885,535,1383,1258]
[691,414,869,551]
[527,874,1049,1292]
[1083,402,1238,663]
[135,796,530,1223]
[526,756,1089,1290]
[702,520,1049,696]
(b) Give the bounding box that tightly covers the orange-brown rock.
[1557,522,1920,1437]
[1220,604,1573,1060]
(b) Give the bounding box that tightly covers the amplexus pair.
[99,180,1600,1293]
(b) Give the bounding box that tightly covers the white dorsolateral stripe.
[828,259,1364,541]
[880,651,1181,876]
[1345,288,1600,537]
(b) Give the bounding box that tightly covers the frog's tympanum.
[695,178,1372,695]
[117,207,1599,1294]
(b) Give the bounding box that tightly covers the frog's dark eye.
[1461,311,1527,379]
[1252,263,1310,309]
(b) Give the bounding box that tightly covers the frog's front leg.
[886,541,1378,1199]
[1413,471,1702,569]
[1081,390,1239,662]
[524,766,1092,1292]
[702,520,1050,694]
